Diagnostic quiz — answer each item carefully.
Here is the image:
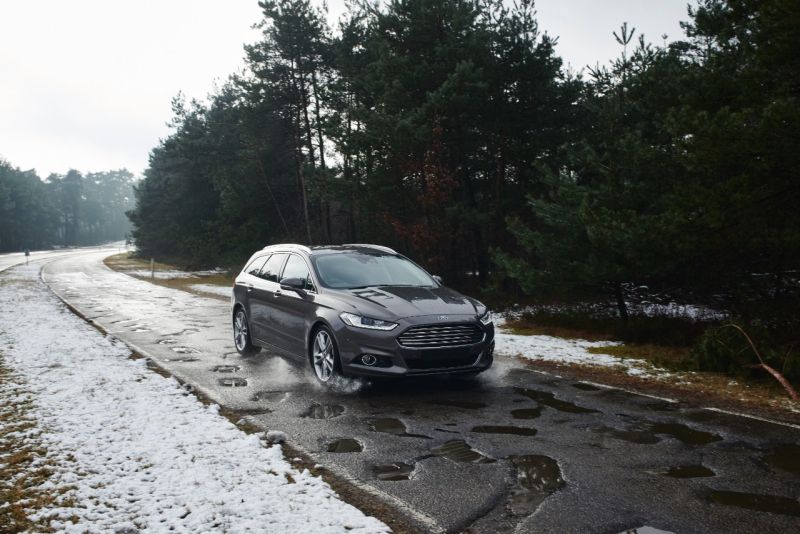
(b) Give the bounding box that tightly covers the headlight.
[479,310,493,325]
[340,312,398,331]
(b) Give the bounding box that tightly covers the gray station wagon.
[231,244,494,384]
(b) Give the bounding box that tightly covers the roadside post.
[25,249,30,264]
[150,258,155,279]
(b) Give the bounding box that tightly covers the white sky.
[0,1,690,178]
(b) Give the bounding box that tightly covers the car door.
[249,253,288,346]
[269,253,318,357]
[238,254,269,337]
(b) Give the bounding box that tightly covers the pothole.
[511,407,543,419]
[251,391,288,403]
[157,339,178,345]
[664,465,715,478]
[764,443,800,475]
[368,418,431,439]
[164,357,200,363]
[593,425,661,445]
[171,347,199,354]
[303,404,345,419]
[572,382,601,391]
[708,490,800,517]
[211,365,240,373]
[508,454,565,516]
[515,388,599,414]
[373,462,414,481]
[472,425,537,436]
[649,423,721,446]
[430,440,494,463]
[218,377,247,387]
[327,438,362,453]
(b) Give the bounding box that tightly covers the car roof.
[260,243,397,256]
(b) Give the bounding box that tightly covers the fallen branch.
[725,324,798,401]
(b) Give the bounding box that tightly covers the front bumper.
[334,314,495,377]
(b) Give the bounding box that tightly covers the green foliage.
[0,160,134,252]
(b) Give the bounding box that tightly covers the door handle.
[273,290,281,298]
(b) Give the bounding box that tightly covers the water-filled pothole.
[251,390,288,403]
[665,465,715,478]
[327,438,362,453]
[431,440,494,463]
[218,377,247,387]
[157,339,177,345]
[472,425,537,436]
[164,357,200,363]
[764,443,800,475]
[650,423,721,445]
[572,382,601,391]
[515,388,599,414]
[428,399,487,410]
[708,490,800,516]
[508,455,565,516]
[511,407,543,419]
[211,365,240,373]
[373,462,414,481]
[304,404,345,419]
[171,346,199,354]
[593,425,661,445]
[368,418,431,439]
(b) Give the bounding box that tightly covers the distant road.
[0,243,125,273]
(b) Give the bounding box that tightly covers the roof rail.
[344,243,397,254]
[262,243,312,253]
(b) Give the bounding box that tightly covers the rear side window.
[245,255,269,276]
[260,253,287,283]
[282,255,314,290]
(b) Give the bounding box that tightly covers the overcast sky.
[0,1,691,178]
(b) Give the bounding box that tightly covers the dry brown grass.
[104,253,234,299]
[0,359,68,533]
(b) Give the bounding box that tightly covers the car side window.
[260,253,287,283]
[245,255,269,277]
[281,254,315,291]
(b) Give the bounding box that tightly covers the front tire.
[311,326,341,384]
[233,308,261,356]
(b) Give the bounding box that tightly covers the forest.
[0,161,135,252]
[128,0,799,379]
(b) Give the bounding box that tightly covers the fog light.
[361,354,378,366]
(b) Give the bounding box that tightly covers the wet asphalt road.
[26,250,800,533]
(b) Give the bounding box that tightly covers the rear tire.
[233,308,261,356]
[311,326,341,385]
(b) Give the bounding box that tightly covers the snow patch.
[189,283,232,298]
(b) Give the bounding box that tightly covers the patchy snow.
[127,268,224,280]
[493,317,664,377]
[0,264,388,533]
[190,283,233,298]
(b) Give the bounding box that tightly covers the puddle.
[164,357,200,363]
[572,382,601,391]
[511,407,543,419]
[218,377,248,387]
[211,365,240,373]
[373,462,414,481]
[472,425,537,436]
[368,418,431,439]
[303,404,345,419]
[665,465,715,478]
[435,428,459,434]
[157,339,177,345]
[593,425,661,445]
[429,399,487,410]
[650,423,721,446]
[708,490,800,516]
[764,443,800,475]
[171,346,199,354]
[508,455,565,516]
[431,440,494,463]
[515,388,599,414]
[251,391,288,403]
[327,438,362,453]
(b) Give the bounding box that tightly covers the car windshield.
[313,252,436,289]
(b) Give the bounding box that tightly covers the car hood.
[331,285,484,320]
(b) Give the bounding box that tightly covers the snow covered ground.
[493,317,663,377]
[189,283,233,298]
[0,264,388,533]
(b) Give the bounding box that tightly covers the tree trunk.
[615,282,629,320]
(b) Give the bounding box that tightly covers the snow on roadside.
[0,264,388,534]
[493,316,663,377]
[189,283,233,298]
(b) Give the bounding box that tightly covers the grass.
[585,344,691,370]
[104,253,234,298]
[0,358,73,533]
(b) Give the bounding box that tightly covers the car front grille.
[397,323,484,349]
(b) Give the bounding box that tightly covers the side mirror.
[280,277,307,293]
[432,275,443,285]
